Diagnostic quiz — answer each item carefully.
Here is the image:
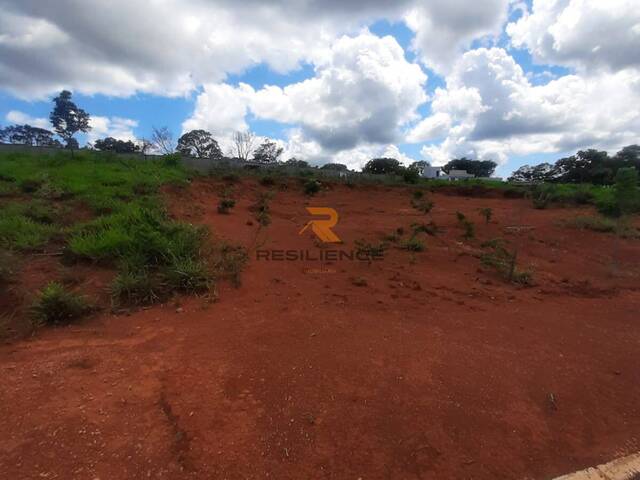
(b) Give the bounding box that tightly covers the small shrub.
[564,215,639,238]
[303,179,322,196]
[214,243,248,287]
[251,192,274,226]
[110,269,165,306]
[412,190,424,200]
[354,239,386,261]
[478,207,493,224]
[31,282,91,325]
[411,221,438,236]
[532,191,551,209]
[411,198,434,214]
[480,242,532,286]
[399,236,425,252]
[217,198,236,214]
[402,168,420,184]
[456,212,475,239]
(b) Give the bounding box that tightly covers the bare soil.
[1,178,639,479]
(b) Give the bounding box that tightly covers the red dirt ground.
[1,178,640,479]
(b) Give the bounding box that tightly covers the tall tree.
[252,139,283,163]
[320,163,348,171]
[233,131,257,161]
[176,130,222,159]
[284,157,309,168]
[49,90,91,149]
[442,158,497,177]
[408,160,429,175]
[362,158,401,175]
[94,137,140,153]
[151,126,175,155]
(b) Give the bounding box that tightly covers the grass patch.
[564,215,639,238]
[251,191,274,226]
[31,282,91,325]
[303,179,322,196]
[456,212,475,239]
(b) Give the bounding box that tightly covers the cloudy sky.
[1,0,639,176]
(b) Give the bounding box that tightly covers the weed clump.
[456,212,475,239]
[480,239,532,285]
[354,239,386,261]
[411,197,434,214]
[399,236,425,252]
[31,282,91,325]
[478,207,493,224]
[110,269,164,306]
[251,192,274,226]
[217,198,236,214]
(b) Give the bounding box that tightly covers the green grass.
[0,150,227,309]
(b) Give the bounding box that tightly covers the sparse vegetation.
[110,268,164,306]
[354,239,386,261]
[411,221,438,236]
[564,215,639,239]
[411,195,434,214]
[478,207,493,224]
[456,212,475,239]
[217,198,236,214]
[399,235,425,252]
[480,239,532,285]
[251,191,274,226]
[31,281,91,325]
[303,179,322,196]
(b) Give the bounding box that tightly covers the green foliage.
[162,153,182,167]
[110,268,164,306]
[614,167,639,215]
[163,256,212,293]
[362,157,401,175]
[442,158,497,177]
[259,175,276,186]
[0,202,58,251]
[303,179,322,196]
[478,207,493,224]
[31,282,91,325]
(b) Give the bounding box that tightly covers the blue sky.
[1,0,638,177]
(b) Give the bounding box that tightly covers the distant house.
[421,166,445,178]
[421,166,475,180]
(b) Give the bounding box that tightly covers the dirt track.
[2,179,640,479]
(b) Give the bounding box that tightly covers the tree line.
[509,146,640,184]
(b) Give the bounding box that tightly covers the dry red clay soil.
[1,178,640,480]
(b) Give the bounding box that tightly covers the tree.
[409,160,429,175]
[252,139,283,164]
[176,129,222,159]
[320,163,348,171]
[0,124,61,147]
[94,137,140,153]
[151,126,175,155]
[442,158,497,177]
[65,138,79,150]
[362,157,401,175]
[233,131,257,161]
[284,157,309,168]
[49,90,91,149]
[508,162,554,183]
